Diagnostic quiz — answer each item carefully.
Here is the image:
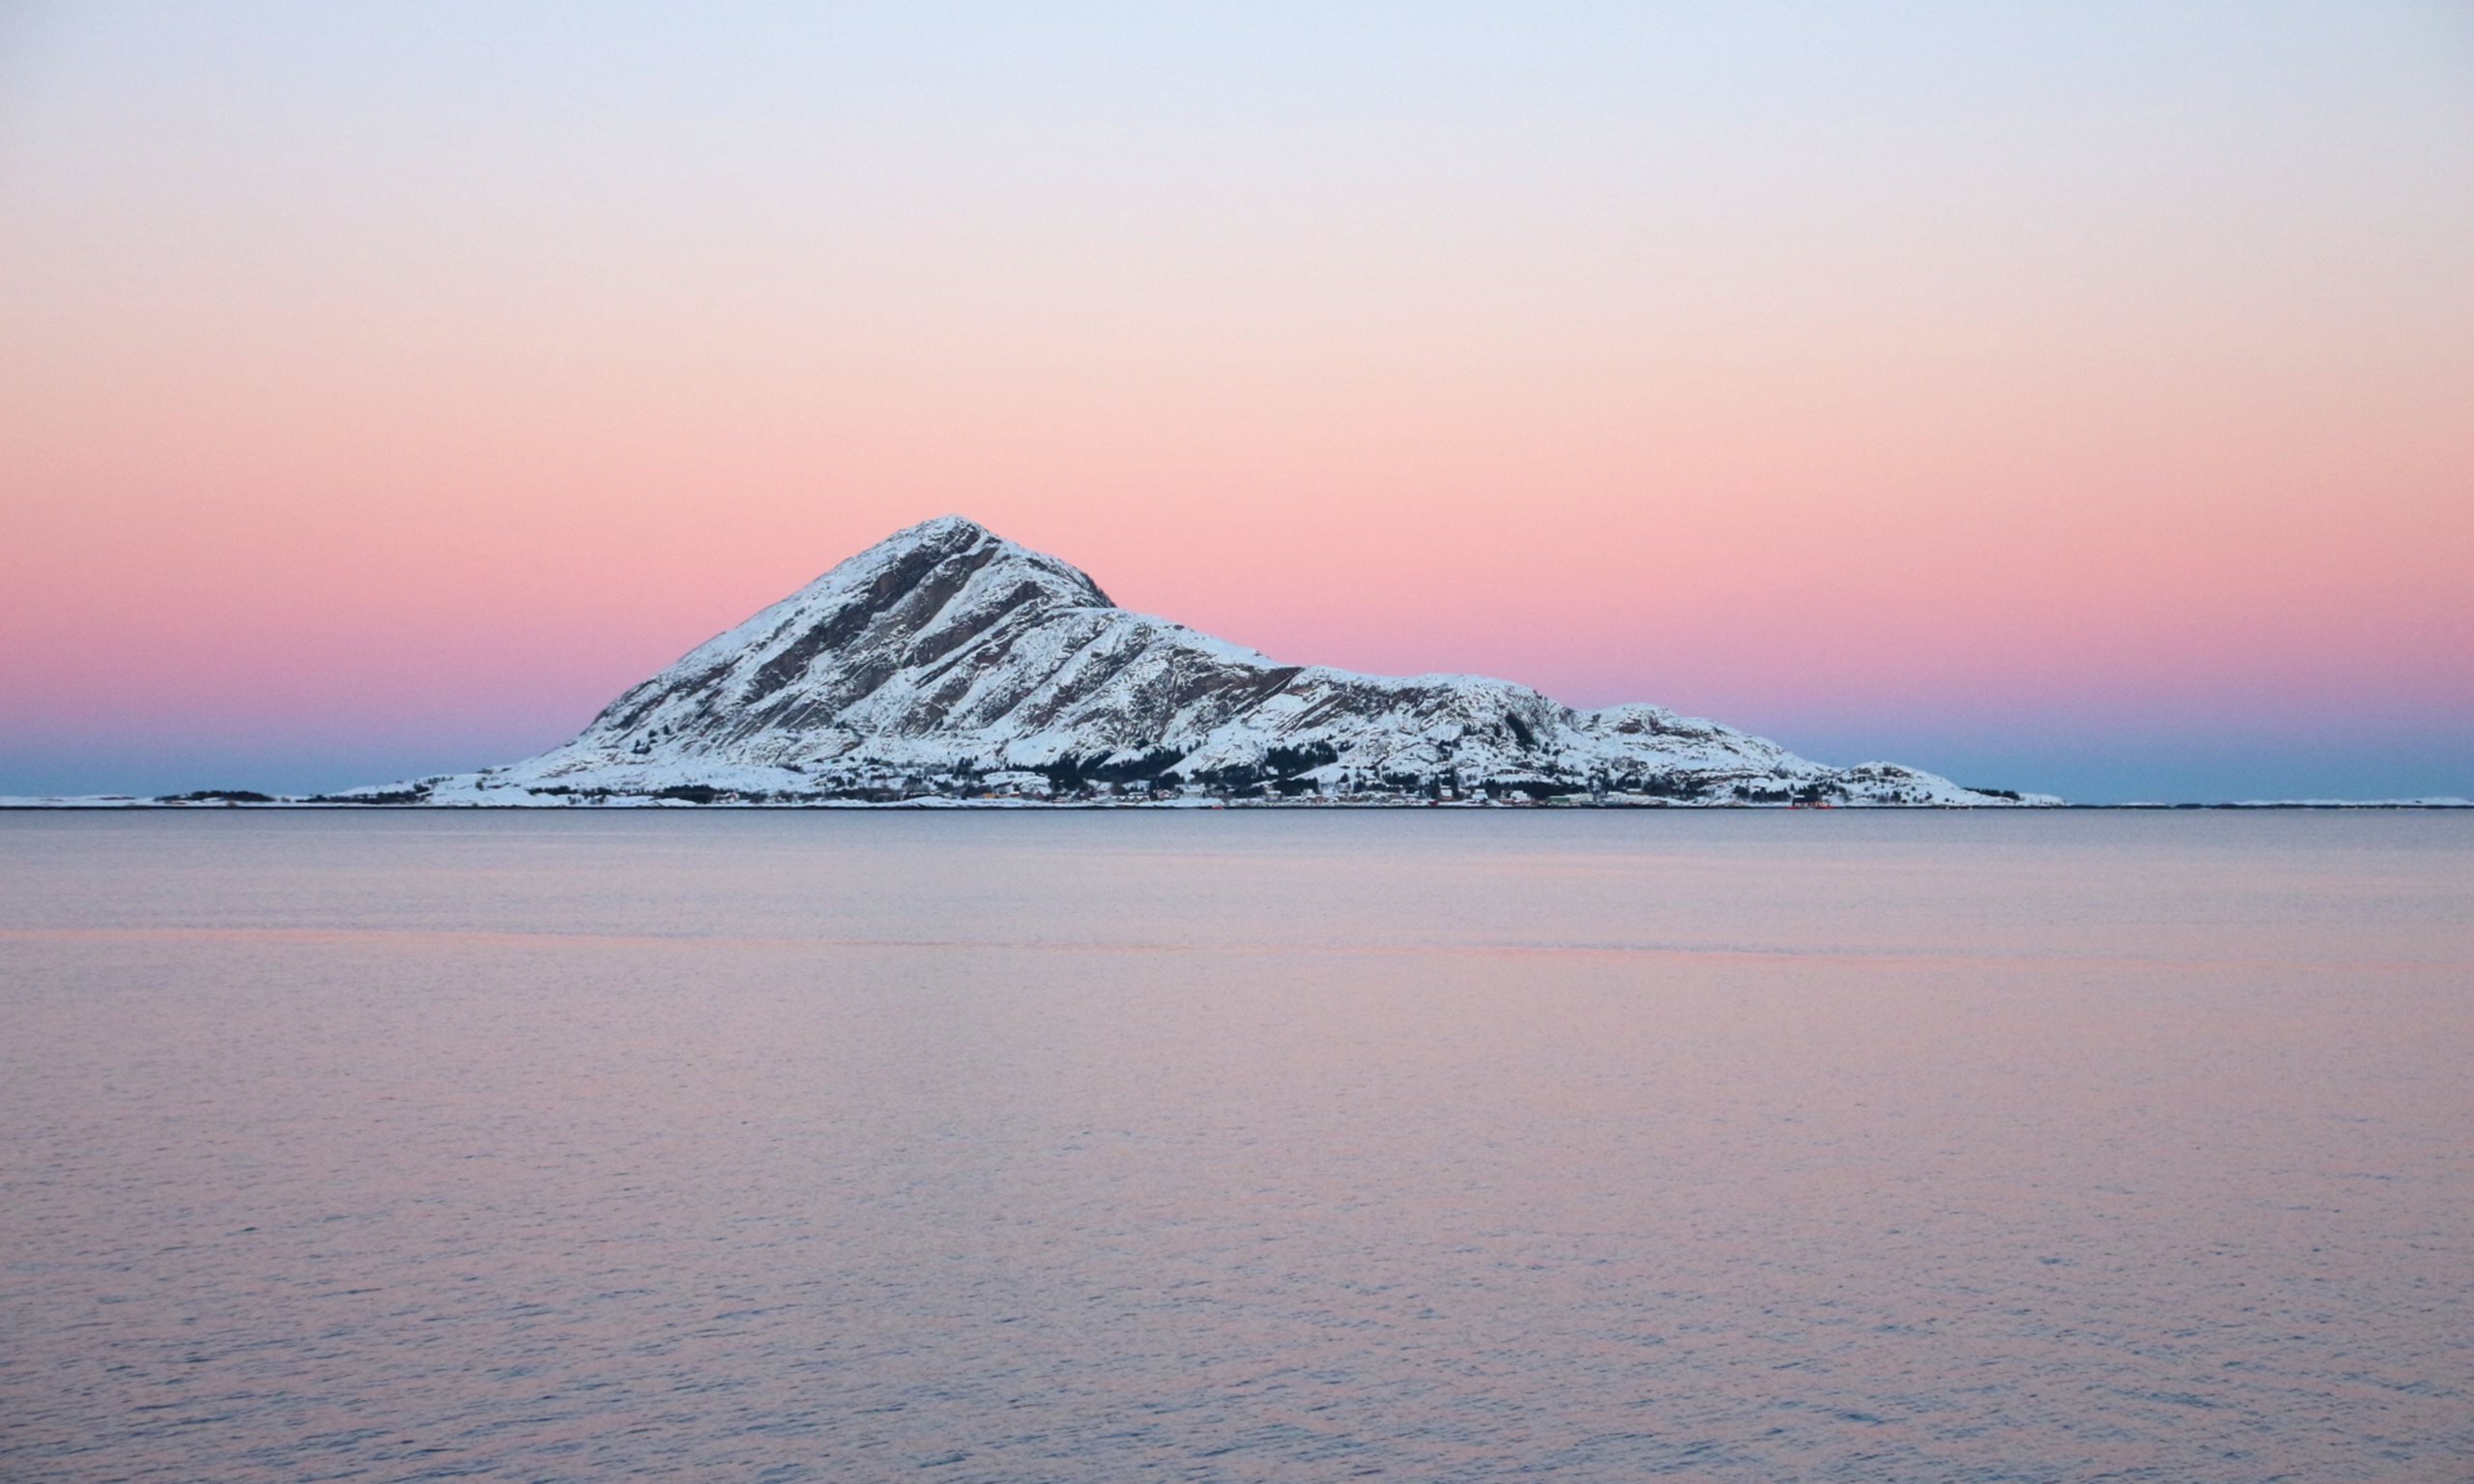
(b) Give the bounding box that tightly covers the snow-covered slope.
[385,517,2057,807]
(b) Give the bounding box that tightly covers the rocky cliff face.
[392,516,2054,806]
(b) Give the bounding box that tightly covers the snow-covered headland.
[291,516,2054,809]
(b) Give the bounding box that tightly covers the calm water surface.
[1,812,2467,1482]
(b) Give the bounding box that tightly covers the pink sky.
[3,5,2468,798]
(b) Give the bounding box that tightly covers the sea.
[1,810,2466,1482]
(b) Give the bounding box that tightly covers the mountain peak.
[846,516,1112,611]
[886,513,990,546]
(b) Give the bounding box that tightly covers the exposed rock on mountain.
[383,517,2056,806]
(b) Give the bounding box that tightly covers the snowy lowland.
[348,517,2056,808]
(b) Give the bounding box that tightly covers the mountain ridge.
[361,516,2057,807]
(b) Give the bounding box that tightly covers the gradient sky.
[4,2,2469,801]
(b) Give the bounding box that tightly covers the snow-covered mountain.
[378,517,2056,807]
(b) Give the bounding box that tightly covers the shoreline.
[5,799,2468,813]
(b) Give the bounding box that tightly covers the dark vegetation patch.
[1182,741,1336,794]
[305,786,431,806]
[1045,747,1189,791]
[1262,741,1338,778]
[1496,779,1579,801]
